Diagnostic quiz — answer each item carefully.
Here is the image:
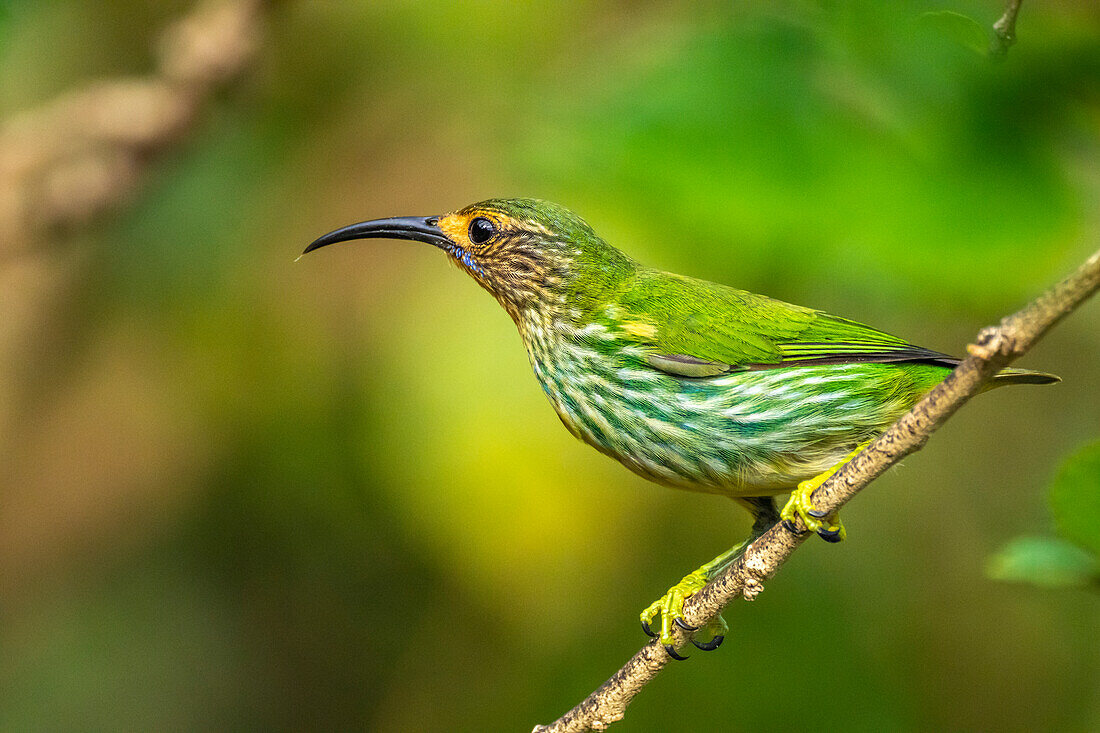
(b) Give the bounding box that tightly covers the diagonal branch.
[0,0,267,258]
[534,245,1100,733]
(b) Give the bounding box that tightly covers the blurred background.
[1,1,1098,730]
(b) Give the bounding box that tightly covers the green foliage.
[512,5,1082,309]
[919,11,990,57]
[1050,440,1100,555]
[986,536,1098,589]
[989,441,1100,591]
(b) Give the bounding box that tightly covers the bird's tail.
[988,367,1061,387]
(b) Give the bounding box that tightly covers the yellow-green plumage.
[304,197,1058,654]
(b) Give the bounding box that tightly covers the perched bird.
[303,198,1058,657]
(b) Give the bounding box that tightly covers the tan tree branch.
[534,246,1100,733]
[0,0,267,451]
[0,0,266,258]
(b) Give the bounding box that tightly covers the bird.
[303,198,1058,659]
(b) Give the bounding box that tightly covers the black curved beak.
[302,216,448,256]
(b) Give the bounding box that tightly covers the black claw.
[641,619,656,638]
[665,644,689,661]
[806,507,829,519]
[817,526,843,543]
[673,617,698,632]
[781,519,807,536]
[692,635,725,652]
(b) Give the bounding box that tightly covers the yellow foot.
[640,570,731,660]
[780,475,846,543]
[780,442,869,543]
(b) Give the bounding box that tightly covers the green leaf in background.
[986,536,1098,589]
[920,11,990,57]
[1050,440,1100,556]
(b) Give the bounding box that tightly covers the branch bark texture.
[534,246,1100,733]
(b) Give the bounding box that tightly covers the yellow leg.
[640,497,778,659]
[780,442,871,542]
[640,541,744,658]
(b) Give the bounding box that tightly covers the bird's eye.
[468,217,496,244]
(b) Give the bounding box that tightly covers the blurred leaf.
[986,536,1098,589]
[989,442,1100,589]
[920,11,989,57]
[1049,440,1100,555]
[516,8,1078,310]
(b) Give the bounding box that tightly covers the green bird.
[303,198,1058,657]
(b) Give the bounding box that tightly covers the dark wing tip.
[992,370,1061,386]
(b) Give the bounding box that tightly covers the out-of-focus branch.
[0,0,268,503]
[534,246,1100,732]
[0,0,266,257]
[991,0,1023,57]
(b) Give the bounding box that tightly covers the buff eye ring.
[468,217,496,244]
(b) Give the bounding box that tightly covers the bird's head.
[303,198,634,321]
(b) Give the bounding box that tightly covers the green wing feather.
[616,270,952,371]
[614,269,1057,385]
